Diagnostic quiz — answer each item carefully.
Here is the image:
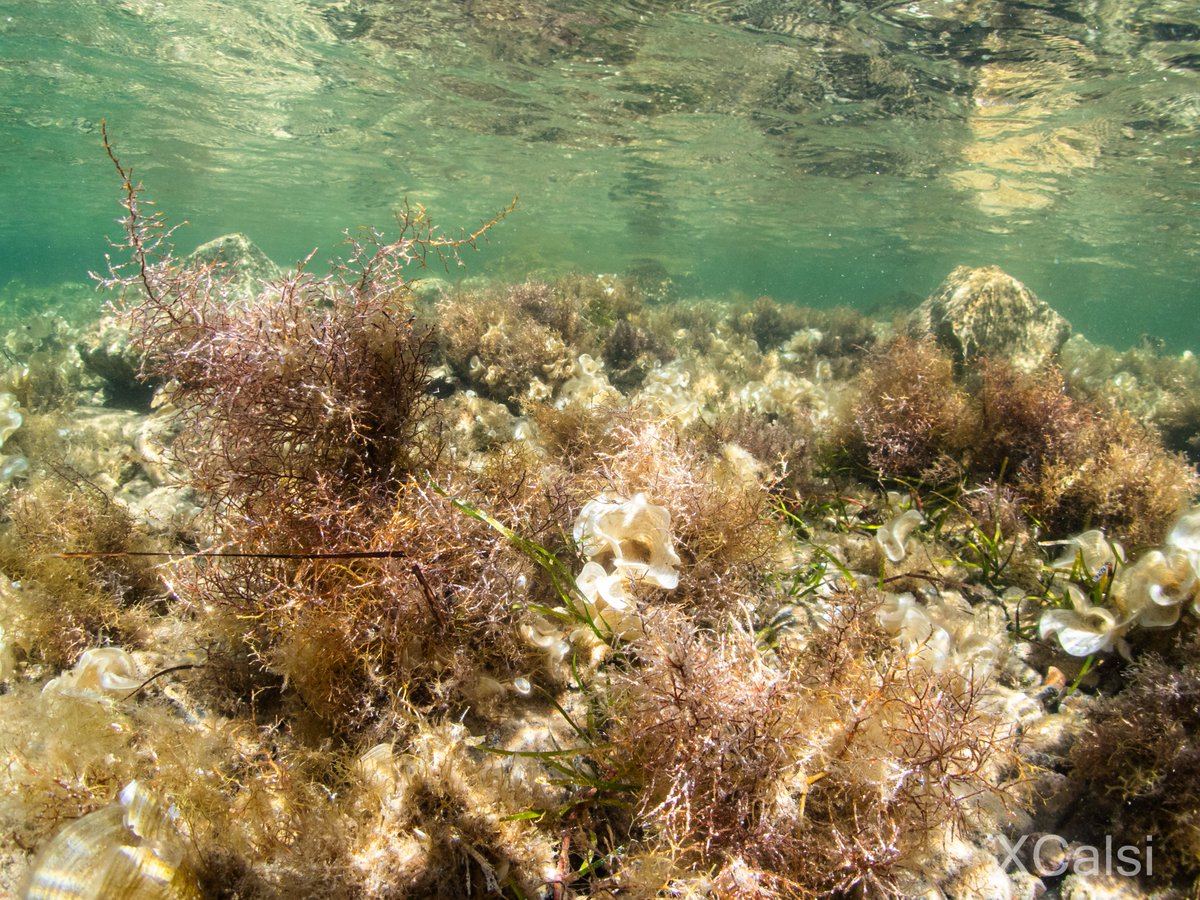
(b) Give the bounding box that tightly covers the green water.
[1,0,1197,348]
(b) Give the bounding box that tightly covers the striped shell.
[24,780,200,900]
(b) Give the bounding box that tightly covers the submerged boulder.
[81,234,280,407]
[187,232,281,301]
[914,265,1071,373]
[78,315,154,409]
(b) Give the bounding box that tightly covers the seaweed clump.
[849,336,1195,545]
[608,588,1020,896]
[741,295,877,367]
[432,275,669,403]
[1067,632,1200,887]
[435,279,580,406]
[977,359,1195,546]
[106,203,442,534]
[0,477,158,666]
[1061,333,1200,465]
[849,335,975,481]
[97,128,530,730]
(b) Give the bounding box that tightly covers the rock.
[186,232,281,301]
[1059,871,1147,899]
[914,266,1071,372]
[41,405,149,488]
[80,235,279,406]
[123,485,202,537]
[77,315,153,408]
[1009,868,1048,900]
[941,851,1018,899]
[1027,770,1077,833]
[1020,693,1092,763]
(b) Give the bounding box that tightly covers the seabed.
[0,214,1198,899]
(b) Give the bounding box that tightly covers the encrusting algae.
[0,135,1197,898]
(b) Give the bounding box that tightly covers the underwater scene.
[1,0,1200,897]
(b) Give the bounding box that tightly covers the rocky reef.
[0,170,1197,899]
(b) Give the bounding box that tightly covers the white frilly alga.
[571,492,682,636]
[876,509,926,564]
[874,491,926,564]
[0,391,28,485]
[876,590,1005,680]
[42,647,145,697]
[1040,506,1200,657]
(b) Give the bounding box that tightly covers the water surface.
[1,0,1197,347]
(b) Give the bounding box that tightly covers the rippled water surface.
[1,0,1197,347]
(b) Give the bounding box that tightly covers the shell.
[23,781,201,900]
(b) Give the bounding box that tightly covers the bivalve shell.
[24,780,201,900]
